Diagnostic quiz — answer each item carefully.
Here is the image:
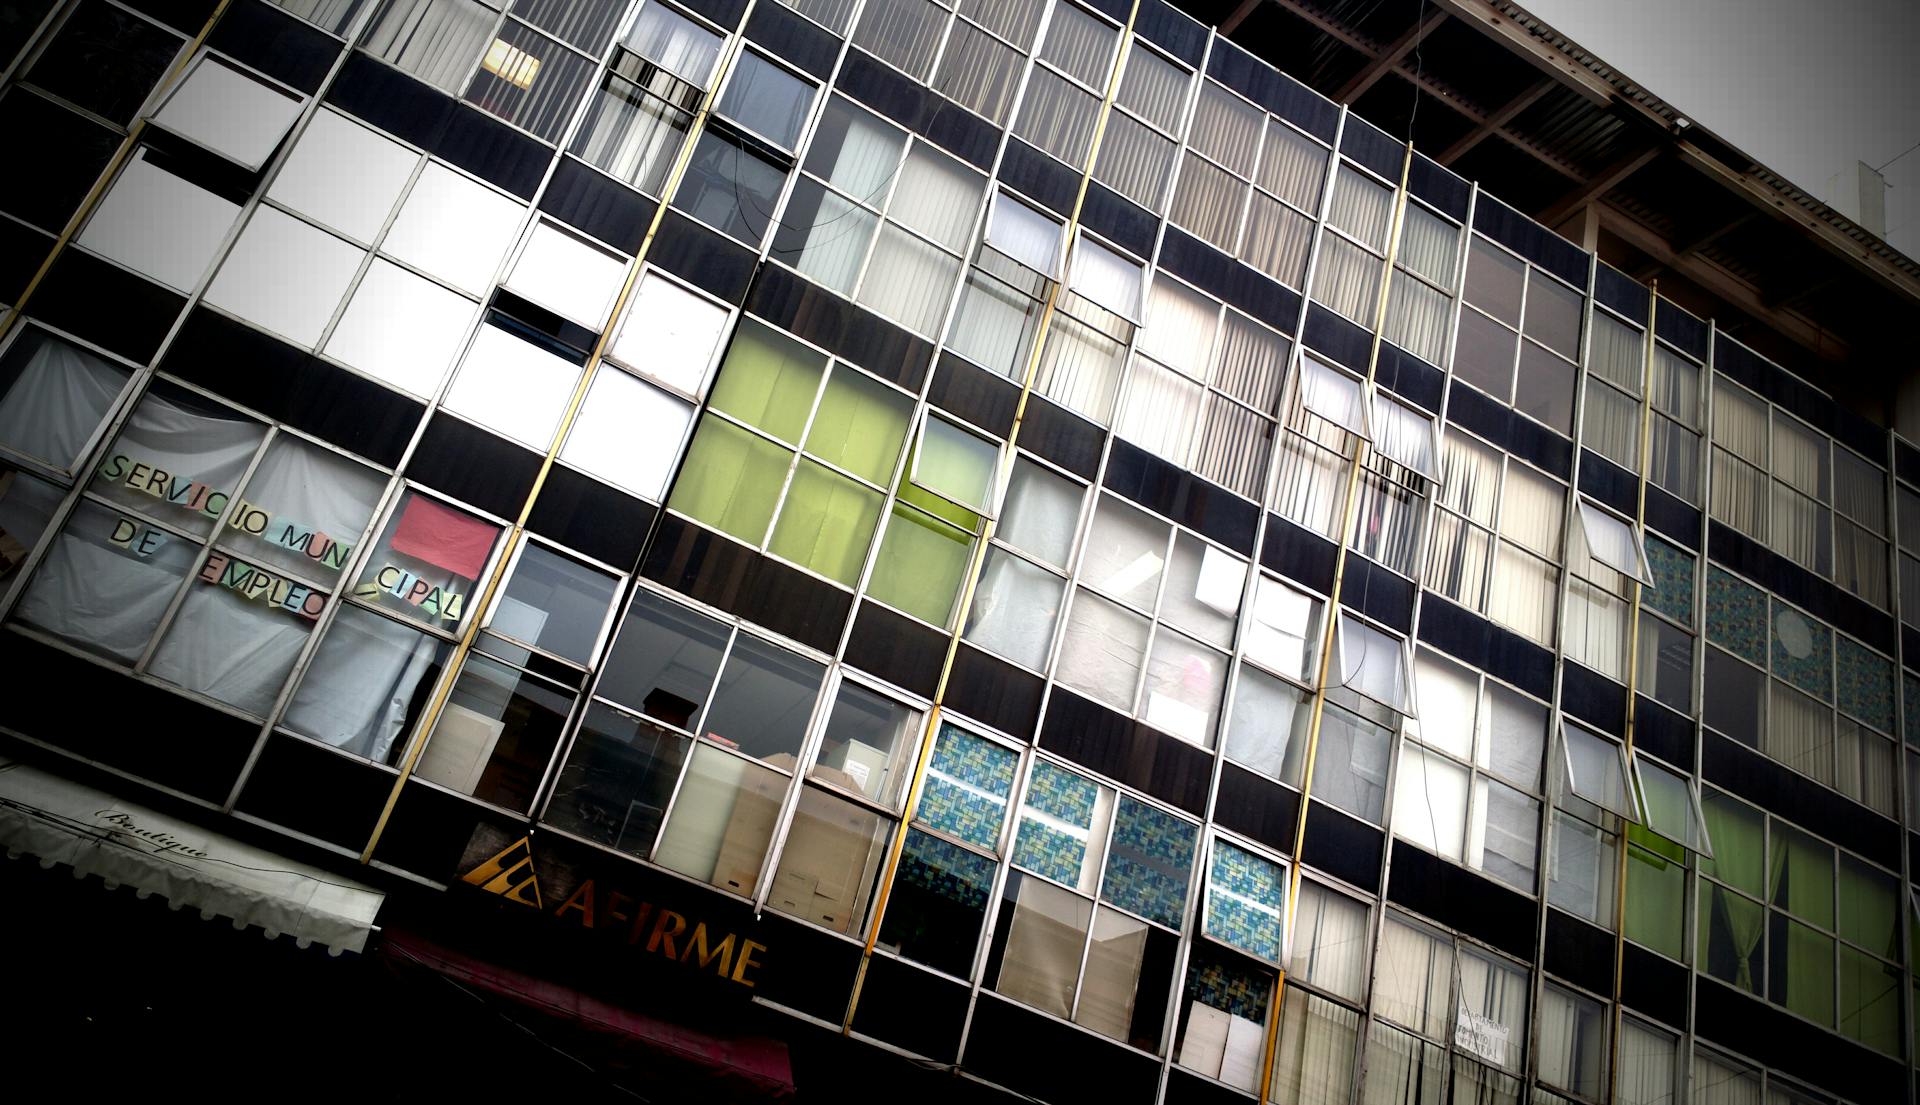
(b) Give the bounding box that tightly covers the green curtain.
[667,416,791,545]
[868,501,974,626]
[916,416,997,507]
[804,367,911,483]
[1835,853,1898,957]
[1624,826,1686,960]
[1699,885,1764,993]
[1837,944,1901,1055]
[766,460,881,585]
[1772,914,1834,1024]
[1768,822,1834,927]
[707,321,825,443]
[1699,790,1763,896]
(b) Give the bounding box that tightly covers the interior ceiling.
[1179,0,1920,421]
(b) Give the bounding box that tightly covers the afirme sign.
[459,834,768,988]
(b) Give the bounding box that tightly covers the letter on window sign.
[109,518,137,548]
[201,491,229,518]
[200,550,231,584]
[229,500,271,536]
[124,461,154,493]
[99,454,130,483]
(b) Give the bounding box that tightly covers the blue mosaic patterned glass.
[1704,567,1765,665]
[1100,797,1196,929]
[1012,760,1101,886]
[1012,819,1088,886]
[1205,840,1284,963]
[1834,636,1894,733]
[1642,536,1693,627]
[1023,760,1098,824]
[1769,603,1831,702]
[1186,954,1272,1023]
[898,829,997,912]
[916,725,1017,849]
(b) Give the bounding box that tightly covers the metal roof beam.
[1433,77,1553,164]
[1538,145,1661,225]
[1334,9,1449,102]
[1427,0,1613,107]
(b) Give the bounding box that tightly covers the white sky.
[1519,0,1920,257]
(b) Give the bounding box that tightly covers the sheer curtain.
[270,0,362,35]
[852,0,949,79]
[1117,357,1202,463]
[1712,379,1768,462]
[933,24,1023,123]
[362,0,495,94]
[1037,3,1115,86]
[1213,314,1287,413]
[1361,1022,1447,1105]
[1094,113,1175,210]
[1589,314,1645,393]
[987,194,1062,275]
[626,4,723,83]
[965,548,1062,668]
[1384,277,1451,365]
[1269,992,1358,1103]
[1692,1052,1762,1105]
[1171,154,1245,250]
[1241,193,1313,287]
[573,73,691,195]
[1014,71,1099,167]
[1617,1020,1678,1105]
[1274,419,1349,539]
[1069,237,1142,318]
[1328,167,1393,250]
[1036,307,1126,423]
[859,228,959,335]
[1139,279,1218,376]
[1396,205,1459,288]
[1256,119,1326,212]
[1765,681,1833,785]
[1193,396,1271,500]
[1312,235,1383,324]
[0,335,130,470]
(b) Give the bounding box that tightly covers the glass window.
[79,149,241,293]
[205,207,365,347]
[380,162,527,297]
[1536,985,1608,1100]
[560,368,693,500]
[352,490,502,631]
[267,110,420,244]
[504,221,629,329]
[463,21,595,143]
[766,784,893,934]
[441,320,585,450]
[283,604,454,763]
[608,272,733,397]
[362,0,495,95]
[155,54,303,169]
[324,260,479,398]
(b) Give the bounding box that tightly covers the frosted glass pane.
[505,222,628,328]
[381,163,527,295]
[80,154,240,292]
[442,324,582,448]
[325,259,478,397]
[206,207,364,347]
[611,273,732,395]
[561,369,694,499]
[268,109,419,242]
[156,56,303,168]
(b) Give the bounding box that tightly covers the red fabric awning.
[383,929,794,1099]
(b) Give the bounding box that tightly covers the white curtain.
[889,145,982,250]
[1242,576,1319,680]
[89,390,265,537]
[960,0,1043,48]
[1711,448,1768,538]
[1589,313,1645,394]
[1299,356,1367,436]
[1426,512,1491,611]
[573,76,690,196]
[1352,469,1423,577]
[1373,917,1449,1035]
[1651,348,1700,427]
[1360,1022,1447,1105]
[1094,113,1175,210]
[789,188,876,292]
[1766,680,1833,786]
[1225,664,1304,781]
[1692,1052,1762,1105]
[1288,880,1368,998]
[1408,650,1476,759]
[932,23,1022,123]
[1171,153,1245,252]
[997,458,1080,564]
[625,2,722,82]
[964,548,1062,669]
[1771,415,1829,499]
[1338,617,1410,714]
[1312,235,1383,325]
[1711,378,1768,463]
[1273,421,1348,539]
[283,604,446,762]
[1256,119,1326,212]
[1269,992,1358,1103]
[1437,434,1498,525]
[947,270,1040,378]
[1584,380,1642,473]
[1241,192,1313,287]
[1371,393,1438,479]
[1117,48,1187,131]
[1193,394,1272,500]
[1035,307,1126,423]
[1037,3,1115,86]
[1117,357,1202,465]
[814,100,905,198]
[1487,544,1556,644]
[1329,167,1393,251]
[0,336,129,471]
[361,0,495,94]
[852,0,948,79]
[1139,278,1218,377]
[1069,236,1142,319]
[1189,83,1261,176]
[1394,742,1469,862]
[1212,313,1287,413]
[1496,463,1563,559]
[15,501,197,662]
[987,193,1062,276]
[859,226,961,336]
[1384,277,1451,365]
[1456,950,1527,1071]
[1536,987,1605,1099]
[779,0,856,34]
[1055,589,1149,712]
[1770,483,1829,574]
[1578,500,1649,581]
[270,0,361,35]
[1396,205,1459,289]
[1015,70,1098,167]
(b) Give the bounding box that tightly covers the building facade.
[0,1,1915,1103]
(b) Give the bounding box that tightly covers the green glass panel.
[1768,822,1834,928]
[667,416,792,545]
[916,415,997,508]
[767,459,882,586]
[1698,789,1763,896]
[868,502,973,626]
[1838,945,1902,1056]
[1698,884,1763,994]
[707,321,825,443]
[1625,831,1685,961]
[1836,854,1898,957]
[804,366,911,483]
[1768,913,1834,1025]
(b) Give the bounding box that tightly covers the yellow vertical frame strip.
[360,27,760,862]
[844,0,1144,1028]
[1258,141,1416,1103]
[0,0,236,348]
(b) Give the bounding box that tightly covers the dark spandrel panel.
[1136,0,1207,67]
[208,0,338,94]
[1443,381,1507,451]
[1484,620,1554,701]
[1833,406,1885,464]
[1543,908,1614,996]
[526,465,656,572]
[1339,115,1403,181]
[928,354,1019,438]
[1417,594,1487,670]
[844,601,946,699]
[1702,732,1902,871]
[946,644,1043,741]
[921,94,999,173]
[325,52,456,154]
[1079,182,1156,262]
[372,780,519,880]
[1577,450,1637,517]
[1709,331,1766,395]
[121,0,217,33]
[1020,393,1104,480]
[235,734,391,851]
[490,289,601,355]
[1696,978,1906,1105]
[1165,1068,1256,1105]
[404,415,541,517]
[1339,557,1413,634]
[1506,411,1573,480]
[649,210,757,305]
[0,91,122,232]
[1897,439,1920,486]
[1263,512,1337,594]
[1657,301,1709,361]
[1643,485,1699,552]
[1213,763,1299,856]
[1104,439,1258,554]
[1040,689,1211,815]
[1301,801,1382,894]
[834,50,922,137]
[1407,154,1469,222]
[1083,0,1127,22]
[6,632,255,803]
[997,139,1077,218]
[539,157,657,254]
[1375,343,1443,413]
[1158,227,1302,334]
[1387,843,1535,960]
[1906,627,1920,676]
[750,913,862,1024]
[26,0,182,127]
[744,265,932,392]
[1206,40,1337,143]
[681,0,748,31]
[642,514,852,654]
[1471,194,1589,290]
[1709,522,1896,656]
[142,127,262,205]
[849,955,969,1063]
[744,1,838,78]
[438,105,551,200]
[1620,942,1688,1031]
[1634,696,1694,773]
[1767,370,1835,438]
[164,309,423,466]
[0,219,52,306]
[1303,304,1371,374]
[34,248,184,363]
[965,994,1163,1105]
[1593,262,1650,323]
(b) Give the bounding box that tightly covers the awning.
[383,929,795,1099]
[0,758,383,954]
